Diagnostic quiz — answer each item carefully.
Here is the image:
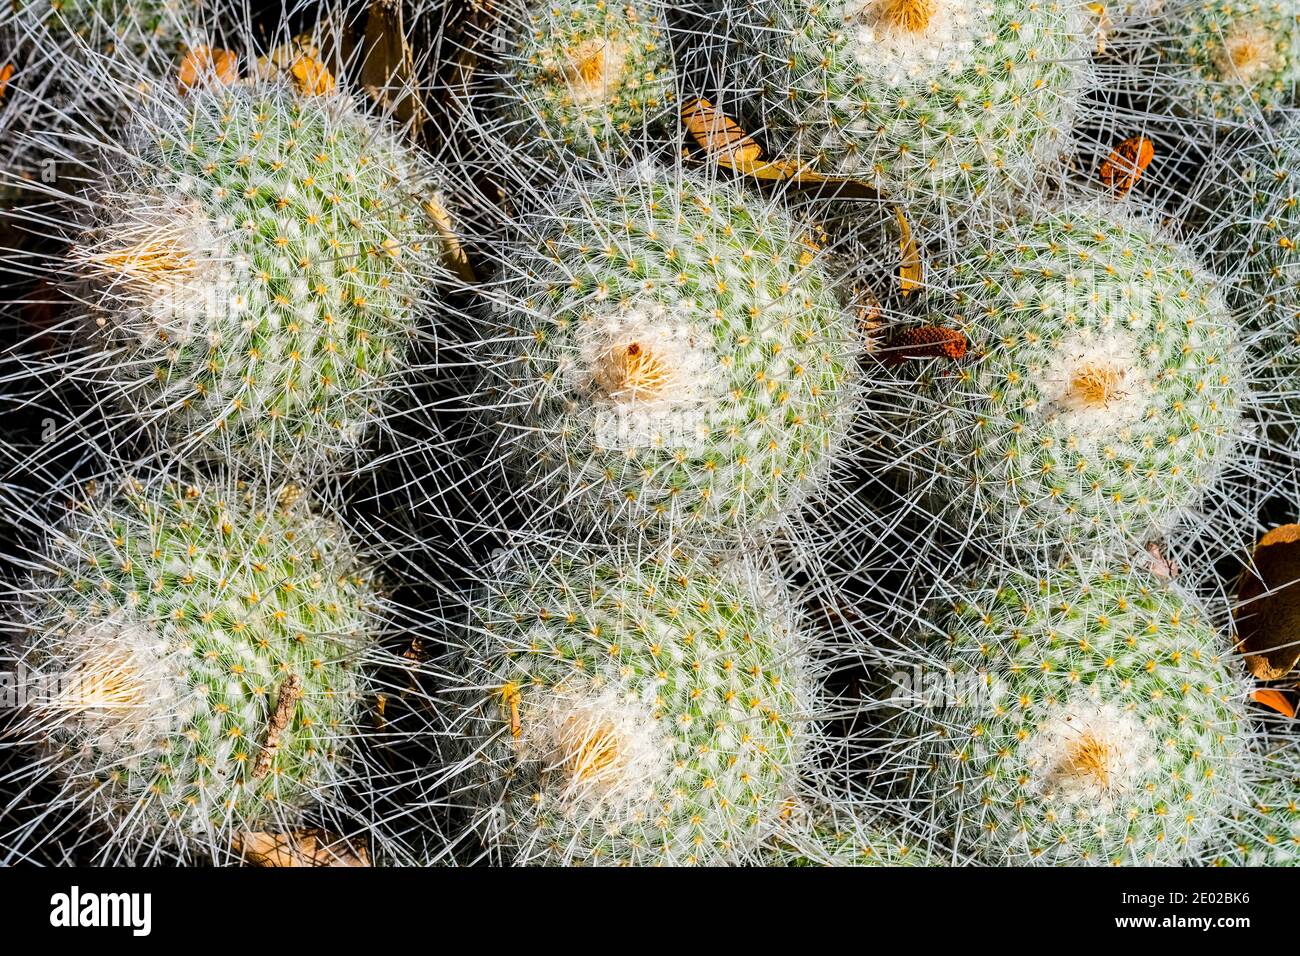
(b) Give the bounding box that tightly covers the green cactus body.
[488,170,860,538]
[908,564,1247,865]
[1211,117,1300,430]
[1212,744,1300,866]
[1155,0,1300,120]
[911,203,1241,548]
[14,0,189,55]
[456,545,808,865]
[72,81,444,467]
[717,0,1087,200]
[771,806,936,866]
[496,0,674,160]
[16,477,379,840]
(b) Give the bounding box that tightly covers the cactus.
[479,166,860,539]
[65,75,448,470]
[900,562,1248,866]
[1205,115,1300,434]
[488,0,675,161]
[898,201,1242,550]
[1211,742,1300,866]
[6,1,192,56]
[770,802,941,865]
[1150,0,1300,120]
[448,542,812,865]
[8,475,382,856]
[712,0,1088,200]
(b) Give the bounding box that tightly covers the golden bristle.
[879,0,938,33]
[562,718,622,783]
[1062,733,1114,789]
[57,652,147,714]
[85,237,197,288]
[1070,364,1123,408]
[594,341,675,402]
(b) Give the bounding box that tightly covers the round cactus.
[1151,0,1300,120]
[713,0,1088,200]
[903,562,1248,866]
[901,201,1242,549]
[480,167,861,539]
[1211,742,1300,866]
[450,542,811,865]
[10,475,382,852]
[67,75,447,470]
[490,0,675,161]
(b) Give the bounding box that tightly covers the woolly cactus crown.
[900,562,1247,866]
[479,165,861,540]
[448,541,811,865]
[65,70,449,471]
[898,201,1242,550]
[712,0,1089,200]
[9,475,382,856]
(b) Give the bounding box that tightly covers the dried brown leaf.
[1236,524,1300,680]
[234,830,370,867]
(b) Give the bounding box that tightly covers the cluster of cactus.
[0,0,1298,875]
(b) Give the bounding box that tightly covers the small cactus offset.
[1149,0,1300,120]
[901,201,1242,550]
[487,0,675,161]
[447,542,813,865]
[478,166,861,539]
[7,475,383,858]
[711,0,1089,200]
[62,69,449,471]
[899,562,1248,866]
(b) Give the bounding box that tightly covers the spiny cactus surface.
[904,564,1247,865]
[12,476,381,848]
[451,543,810,865]
[484,167,860,539]
[71,78,446,469]
[715,0,1087,199]
[907,202,1241,549]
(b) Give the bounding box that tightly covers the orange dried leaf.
[1099,135,1155,196]
[177,47,238,94]
[882,326,967,366]
[234,829,369,867]
[1235,524,1300,681]
[894,206,922,296]
[1251,688,1296,718]
[0,63,14,102]
[291,53,335,96]
[681,97,764,168]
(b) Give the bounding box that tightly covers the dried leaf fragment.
[234,830,370,867]
[893,207,922,296]
[257,36,336,97]
[1099,135,1154,196]
[1251,688,1296,719]
[1235,524,1300,680]
[0,63,14,102]
[177,46,238,94]
[680,97,849,185]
